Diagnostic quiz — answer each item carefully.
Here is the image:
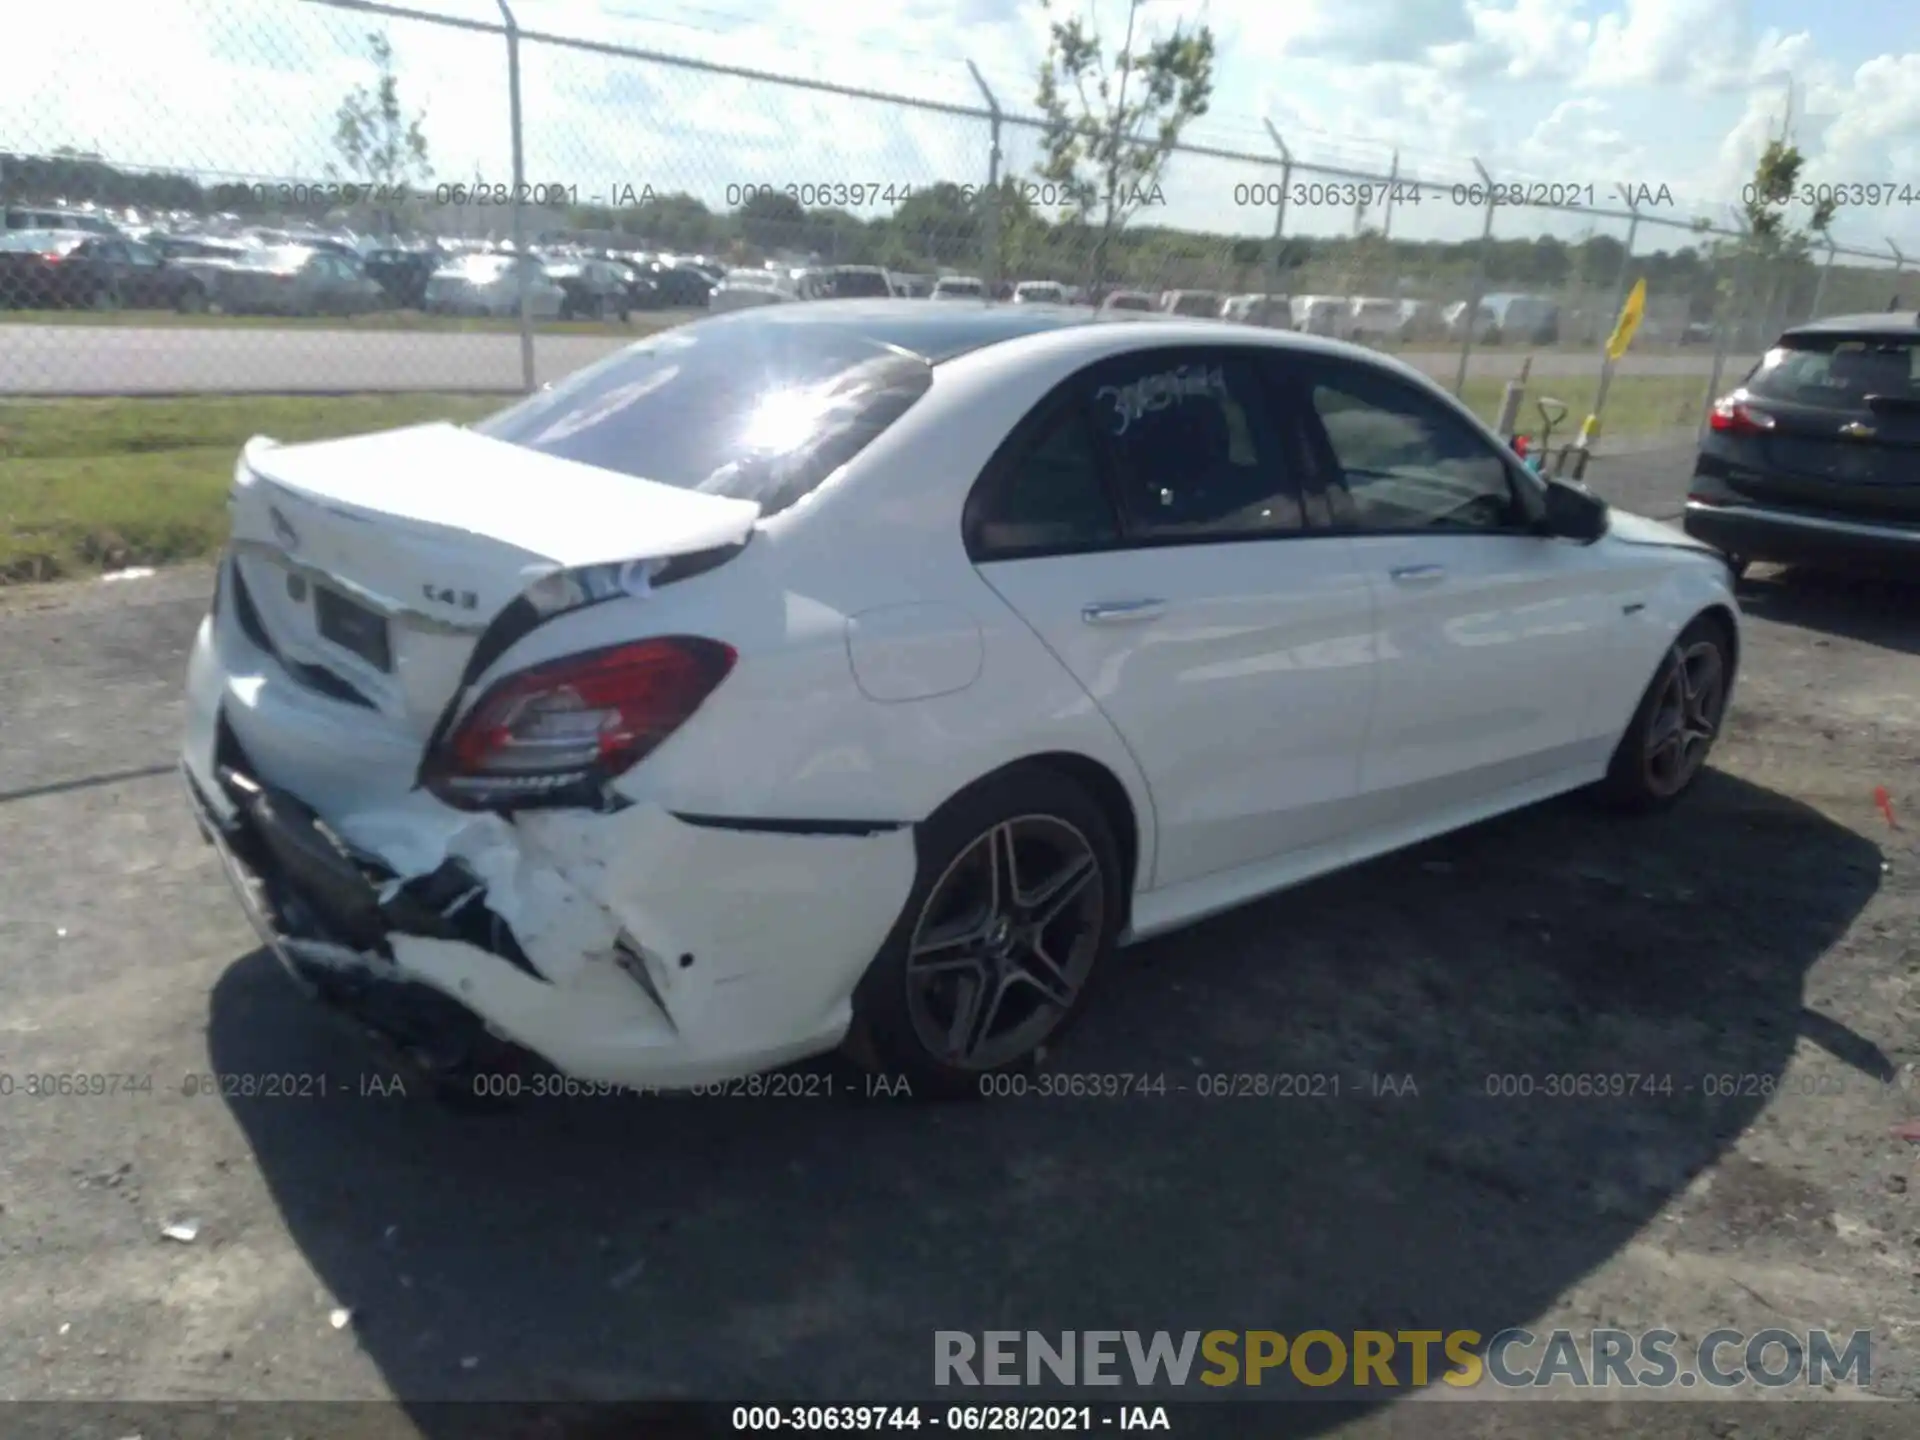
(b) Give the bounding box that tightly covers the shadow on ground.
[207,770,1882,1438]
[1736,567,1920,657]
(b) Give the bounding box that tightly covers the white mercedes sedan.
[181,301,1740,1100]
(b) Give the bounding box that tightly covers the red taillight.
[424,636,736,810]
[1708,395,1776,435]
[40,253,65,264]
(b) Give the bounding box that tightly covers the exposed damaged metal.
[189,707,918,1092]
[210,764,547,982]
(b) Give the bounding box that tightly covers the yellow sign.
[1606,278,1646,360]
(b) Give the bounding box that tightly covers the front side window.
[472,317,933,517]
[1304,363,1520,532]
[1093,352,1304,539]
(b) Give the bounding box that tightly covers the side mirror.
[1539,475,1608,542]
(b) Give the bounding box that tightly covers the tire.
[1594,614,1733,813]
[845,764,1126,1100]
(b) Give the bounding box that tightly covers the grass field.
[0,395,499,582]
[0,376,1707,584]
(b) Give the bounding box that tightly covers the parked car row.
[1,203,735,321]
[728,268,1570,350]
[1,203,1577,346]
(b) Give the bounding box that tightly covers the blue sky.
[7,0,1918,265]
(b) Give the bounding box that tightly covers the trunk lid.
[1719,331,1920,521]
[227,421,758,736]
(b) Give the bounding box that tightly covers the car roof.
[688,297,1194,361]
[680,297,1463,373]
[1,227,94,245]
[1782,312,1920,339]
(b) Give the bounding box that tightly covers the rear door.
[967,345,1376,890]
[83,238,131,299]
[1710,331,1920,522]
[121,240,168,306]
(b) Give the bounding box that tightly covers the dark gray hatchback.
[1684,312,1920,577]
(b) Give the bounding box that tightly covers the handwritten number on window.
[1095,365,1227,437]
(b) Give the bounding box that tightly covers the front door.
[1272,353,1626,829]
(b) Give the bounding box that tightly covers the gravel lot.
[0,446,1916,1440]
[0,320,1751,395]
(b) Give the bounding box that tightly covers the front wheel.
[846,766,1125,1100]
[1595,615,1733,812]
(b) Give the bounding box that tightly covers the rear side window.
[472,316,933,517]
[1096,353,1304,538]
[1744,336,1920,408]
[970,404,1120,557]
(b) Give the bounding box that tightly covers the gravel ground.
[0,320,1751,395]
[0,448,1916,1440]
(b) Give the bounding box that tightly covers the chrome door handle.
[1081,599,1168,625]
[1388,564,1447,584]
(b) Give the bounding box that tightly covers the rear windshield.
[471,317,934,518]
[1744,335,1920,408]
[822,270,892,298]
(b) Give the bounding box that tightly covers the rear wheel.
[1596,615,1732,812]
[846,766,1125,1100]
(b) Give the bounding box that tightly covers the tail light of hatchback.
[1707,395,1776,435]
[422,636,736,811]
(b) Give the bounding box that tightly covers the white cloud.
[1581,0,1749,90]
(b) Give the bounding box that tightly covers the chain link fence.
[2,0,1910,447]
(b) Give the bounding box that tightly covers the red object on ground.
[1874,786,1899,829]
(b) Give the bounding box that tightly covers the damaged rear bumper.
[182,622,918,1091]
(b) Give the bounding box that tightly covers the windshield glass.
[240,246,311,271]
[471,316,933,517]
[824,270,892,298]
[1744,335,1920,408]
